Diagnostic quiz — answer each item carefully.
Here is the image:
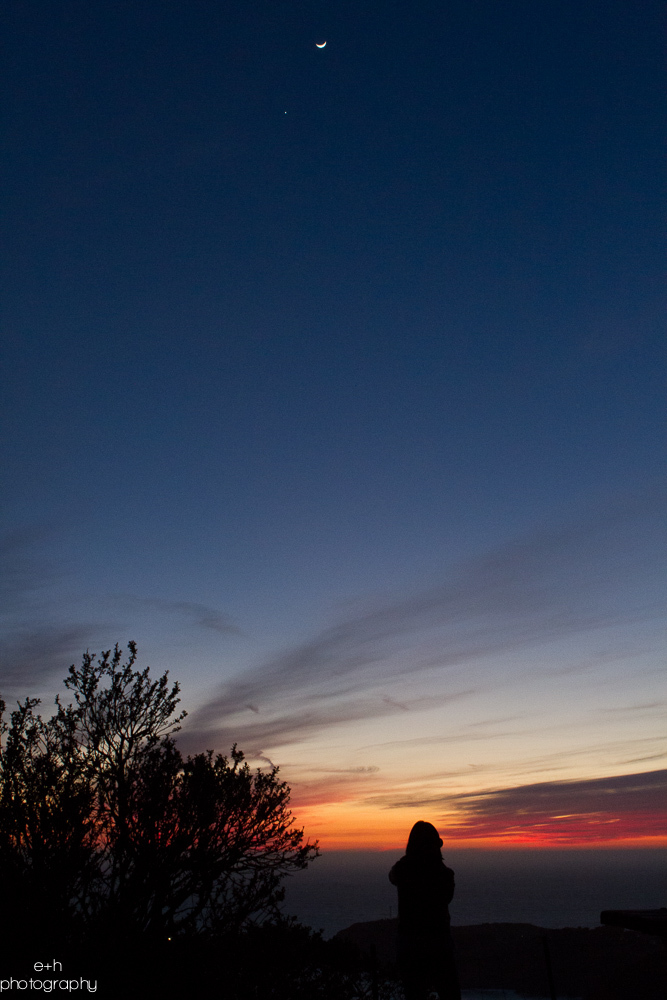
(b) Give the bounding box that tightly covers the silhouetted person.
[389,821,461,1000]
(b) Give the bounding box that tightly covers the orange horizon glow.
[293,802,667,851]
[304,831,667,851]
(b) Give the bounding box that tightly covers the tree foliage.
[0,642,318,947]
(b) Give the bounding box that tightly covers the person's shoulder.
[388,855,409,884]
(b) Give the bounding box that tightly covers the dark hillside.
[334,919,667,1000]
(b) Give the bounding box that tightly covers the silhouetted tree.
[0,693,97,944]
[0,642,318,949]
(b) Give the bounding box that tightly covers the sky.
[1,0,665,850]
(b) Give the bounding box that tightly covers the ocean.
[280,848,667,938]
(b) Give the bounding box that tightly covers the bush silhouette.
[0,642,318,955]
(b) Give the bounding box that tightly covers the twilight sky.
[1,0,665,849]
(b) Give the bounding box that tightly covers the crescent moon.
[316,41,327,48]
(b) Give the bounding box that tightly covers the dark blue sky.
[1,1,665,845]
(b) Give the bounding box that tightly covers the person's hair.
[405,820,444,859]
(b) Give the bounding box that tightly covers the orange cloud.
[440,768,667,845]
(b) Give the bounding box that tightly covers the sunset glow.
[289,770,667,850]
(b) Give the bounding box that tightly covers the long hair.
[405,820,443,860]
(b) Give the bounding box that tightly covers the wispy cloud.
[308,766,381,775]
[184,488,666,753]
[364,769,667,844]
[601,702,665,715]
[0,624,106,691]
[288,766,385,808]
[620,752,667,765]
[0,530,243,692]
[178,689,473,756]
[442,769,667,843]
[453,768,667,816]
[113,595,243,635]
[0,527,106,691]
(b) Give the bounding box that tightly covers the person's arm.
[442,865,455,903]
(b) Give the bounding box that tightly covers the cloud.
[443,769,667,843]
[114,595,242,635]
[369,769,667,844]
[308,766,381,775]
[601,702,665,715]
[0,527,107,691]
[183,487,666,753]
[620,752,667,765]
[452,768,667,817]
[287,766,385,808]
[361,734,666,800]
[0,624,105,692]
[383,695,410,711]
[0,526,242,691]
[178,689,473,756]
